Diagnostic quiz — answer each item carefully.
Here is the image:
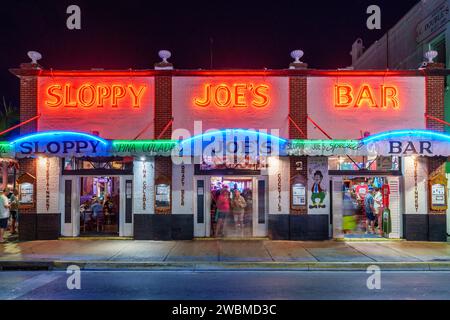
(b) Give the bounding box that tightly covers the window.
[329,156,401,174]
[63,157,133,175]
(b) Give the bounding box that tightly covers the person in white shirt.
[0,188,11,243]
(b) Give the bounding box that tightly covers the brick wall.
[154,76,173,214]
[19,76,38,134]
[425,63,447,213]
[154,76,172,139]
[289,77,308,215]
[288,77,307,139]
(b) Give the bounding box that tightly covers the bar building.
[350,0,450,236]
[3,50,449,242]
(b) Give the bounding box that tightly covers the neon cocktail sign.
[193,83,270,108]
[334,84,399,109]
[45,83,147,108]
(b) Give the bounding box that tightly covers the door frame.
[60,174,133,237]
[329,174,402,239]
[194,175,267,238]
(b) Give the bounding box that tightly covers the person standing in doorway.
[215,187,231,237]
[231,189,247,229]
[364,186,376,234]
[0,188,11,243]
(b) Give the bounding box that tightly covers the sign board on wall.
[38,77,155,139]
[172,77,289,139]
[416,1,449,43]
[307,157,329,215]
[307,77,426,140]
[429,174,448,211]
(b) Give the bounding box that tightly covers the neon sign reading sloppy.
[194,83,270,108]
[334,84,399,109]
[45,83,147,108]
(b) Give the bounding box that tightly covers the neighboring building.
[3,52,448,242]
[351,0,450,236]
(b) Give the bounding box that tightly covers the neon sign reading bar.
[334,84,399,109]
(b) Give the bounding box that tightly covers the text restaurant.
[2,53,449,242]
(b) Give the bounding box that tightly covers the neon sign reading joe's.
[45,83,147,108]
[194,83,270,108]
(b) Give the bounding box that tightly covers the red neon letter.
[334,85,353,108]
[214,85,232,107]
[111,85,126,108]
[77,84,96,108]
[128,85,146,108]
[381,85,399,109]
[194,84,211,107]
[234,84,247,107]
[355,84,377,108]
[252,84,270,107]
[46,85,63,107]
[64,84,77,108]
[96,85,111,107]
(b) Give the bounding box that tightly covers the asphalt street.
[0,270,449,300]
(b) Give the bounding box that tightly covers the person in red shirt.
[215,186,231,237]
[355,183,369,201]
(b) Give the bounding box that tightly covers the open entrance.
[210,177,254,238]
[79,176,120,236]
[341,176,390,239]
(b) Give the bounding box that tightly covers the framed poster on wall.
[155,175,171,213]
[16,173,35,208]
[429,174,448,212]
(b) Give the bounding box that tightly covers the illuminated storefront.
[5,61,449,241]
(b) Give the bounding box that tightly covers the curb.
[1,260,450,271]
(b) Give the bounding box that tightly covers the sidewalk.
[1,238,450,271]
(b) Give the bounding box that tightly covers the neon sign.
[45,83,147,108]
[10,131,109,158]
[193,83,270,108]
[334,84,399,109]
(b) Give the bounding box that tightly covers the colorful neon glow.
[193,83,270,108]
[290,140,360,145]
[334,84,399,109]
[362,129,450,143]
[0,142,11,154]
[45,83,147,108]
[10,131,109,146]
[111,140,177,155]
[179,129,287,146]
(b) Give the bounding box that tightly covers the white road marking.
[0,273,63,300]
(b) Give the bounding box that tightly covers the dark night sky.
[0,0,419,108]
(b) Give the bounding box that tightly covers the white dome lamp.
[291,50,304,64]
[27,51,42,64]
[424,50,438,63]
[289,50,307,69]
[159,50,171,63]
[155,50,173,70]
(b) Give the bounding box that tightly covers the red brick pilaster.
[425,63,447,213]
[17,66,39,213]
[154,76,173,214]
[289,77,308,215]
[154,76,172,139]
